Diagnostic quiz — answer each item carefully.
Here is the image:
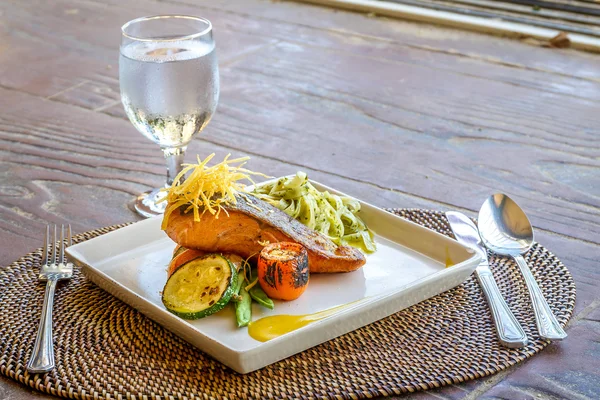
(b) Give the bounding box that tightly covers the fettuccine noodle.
[252,172,376,253]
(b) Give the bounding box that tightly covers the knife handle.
[476,269,528,348]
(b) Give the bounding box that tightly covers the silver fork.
[27,225,73,374]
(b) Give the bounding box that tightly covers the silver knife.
[446,211,528,348]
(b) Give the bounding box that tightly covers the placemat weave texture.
[0,209,576,399]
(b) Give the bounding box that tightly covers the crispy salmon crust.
[164,194,366,273]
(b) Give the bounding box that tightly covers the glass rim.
[121,15,212,42]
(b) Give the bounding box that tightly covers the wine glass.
[119,15,219,217]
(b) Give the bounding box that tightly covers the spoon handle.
[514,255,567,340]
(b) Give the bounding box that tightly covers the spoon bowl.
[478,193,566,340]
[478,193,534,256]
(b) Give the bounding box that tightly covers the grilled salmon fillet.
[164,194,366,273]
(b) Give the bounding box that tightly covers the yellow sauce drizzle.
[445,247,455,268]
[248,303,352,342]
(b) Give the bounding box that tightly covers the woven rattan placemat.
[0,209,575,399]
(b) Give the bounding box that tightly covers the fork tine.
[59,225,65,265]
[52,225,58,266]
[42,225,49,265]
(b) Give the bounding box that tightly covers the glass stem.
[163,146,186,188]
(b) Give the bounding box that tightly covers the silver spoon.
[478,193,567,340]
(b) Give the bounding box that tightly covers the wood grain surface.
[0,0,598,399]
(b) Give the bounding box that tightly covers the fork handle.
[27,279,57,373]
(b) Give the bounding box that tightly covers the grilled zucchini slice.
[162,254,237,319]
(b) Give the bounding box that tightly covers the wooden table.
[1,0,598,398]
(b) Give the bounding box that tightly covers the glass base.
[134,188,167,218]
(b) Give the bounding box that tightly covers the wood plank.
[0,0,277,105]
[0,375,48,400]
[0,0,598,116]
[1,0,598,244]
[386,0,600,22]
[294,0,600,52]
[206,45,600,244]
[160,0,600,80]
[414,0,600,26]
[501,0,600,15]
[2,0,598,105]
[474,308,600,399]
[2,0,599,100]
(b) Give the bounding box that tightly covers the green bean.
[229,271,245,304]
[246,268,274,309]
[234,271,245,293]
[235,287,252,327]
[249,285,275,310]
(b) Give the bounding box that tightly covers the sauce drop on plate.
[248,303,353,342]
[445,247,455,268]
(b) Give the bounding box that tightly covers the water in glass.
[120,40,219,148]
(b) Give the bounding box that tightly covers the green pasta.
[252,172,376,253]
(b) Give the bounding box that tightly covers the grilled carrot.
[168,248,206,277]
[257,242,309,301]
[172,244,187,258]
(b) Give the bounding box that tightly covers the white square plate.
[66,179,479,373]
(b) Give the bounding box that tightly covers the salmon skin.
[164,193,366,273]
